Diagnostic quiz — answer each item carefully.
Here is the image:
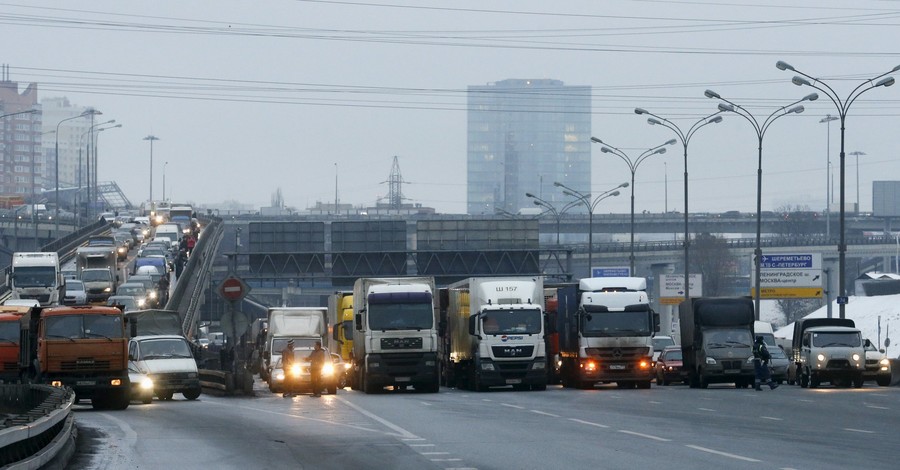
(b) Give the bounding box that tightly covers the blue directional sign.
[759,254,814,269]
[592,266,631,278]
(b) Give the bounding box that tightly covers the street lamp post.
[144,135,160,203]
[92,124,122,214]
[554,181,626,277]
[705,88,817,320]
[163,161,169,202]
[848,151,866,214]
[820,115,839,240]
[590,137,675,275]
[634,108,723,301]
[525,192,581,245]
[54,110,97,237]
[777,60,898,319]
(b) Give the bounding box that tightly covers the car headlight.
[852,353,861,362]
[817,354,826,362]
[322,364,335,376]
[139,376,154,390]
[343,363,352,370]
[118,247,126,253]
[481,362,495,371]
[706,357,717,365]
[291,364,301,376]
[103,287,111,292]
[150,291,158,299]
[275,371,285,381]
[137,299,146,307]
[880,358,890,366]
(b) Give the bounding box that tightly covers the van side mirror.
[865,339,872,347]
[355,313,362,331]
[468,315,480,339]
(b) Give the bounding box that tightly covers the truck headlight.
[275,371,285,381]
[706,357,717,365]
[532,362,546,370]
[880,358,890,367]
[817,354,826,362]
[852,353,861,362]
[149,291,158,299]
[139,376,154,390]
[322,364,335,376]
[103,287,111,292]
[481,362,495,371]
[291,364,302,377]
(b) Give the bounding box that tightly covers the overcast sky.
[3,1,899,215]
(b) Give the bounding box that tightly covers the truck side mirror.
[355,313,362,331]
[332,324,341,342]
[864,339,872,347]
[438,319,447,337]
[653,312,661,333]
[468,315,480,339]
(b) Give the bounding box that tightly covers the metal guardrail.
[0,385,75,468]
[166,218,224,339]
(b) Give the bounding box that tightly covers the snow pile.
[774,294,900,359]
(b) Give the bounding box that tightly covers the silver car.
[63,279,87,305]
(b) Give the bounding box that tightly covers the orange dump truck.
[0,306,31,383]
[19,305,130,409]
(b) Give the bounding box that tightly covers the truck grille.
[826,359,852,370]
[87,288,107,294]
[492,345,535,358]
[721,360,743,370]
[382,352,425,368]
[21,294,51,303]
[381,337,423,350]
[60,359,112,371]
[585,347,650,359]
[153,372,196,387]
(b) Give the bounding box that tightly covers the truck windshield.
[812,332,861,348]
[0,322,18,343]
[84,258,113,269]
[482,309,542,335]
[81,270,111,282]
[12,266,56,287]
[704,329,752,348]
[44,314,123,339]
[138,338,193,359]
[581,311,651,337]
[368,303,433,330]
[87,238,114,247]
[271,338,318,353]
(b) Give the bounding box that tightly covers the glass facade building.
[467,79,591,215]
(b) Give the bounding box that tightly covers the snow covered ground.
[772,295,900,359]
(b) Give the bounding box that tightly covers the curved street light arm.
[760,95,812,136]
[589,190,620,212]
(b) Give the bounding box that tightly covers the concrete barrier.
[0,385,75,469]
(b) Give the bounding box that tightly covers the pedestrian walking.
[753,335,778,391]
[281,340,296,397]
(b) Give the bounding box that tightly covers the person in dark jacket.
[281,340,296,398]
[307,341,326,397]
[753,335,778,391]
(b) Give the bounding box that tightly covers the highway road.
[67,380,900,470]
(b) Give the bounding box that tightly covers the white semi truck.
[8,252,64,306]
[351,277,440,394]
[557,277,658,389]
[444,276,547,391]
[263,307,328,390]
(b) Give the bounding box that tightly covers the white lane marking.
[871,393,889,397]
[445,468,478,470]
[481,399,493,402]
[569,418,609,428]
[618,430,670,442]
[431,459,463,462]
[698,408,716,412]
[501,403,524,409]
[761,416,783,421]
[203,399,382,435]
[402,438,426,441]
[865,405,889,410]
[798,399,814,403]
[335,395,420,439]
[421,402,433,406]
[421,452,451,455]
[649,401,661,405]
[844,428,875,434]
[530,410,560,418]
[95,412,139,469]
[409,444,436,447]
[685,445,761,462]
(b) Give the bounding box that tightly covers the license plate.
[724,369,740,374]
[610,364,626,370]
[76,380,95,386]
[505,379,522,384]
[395,377,411,383]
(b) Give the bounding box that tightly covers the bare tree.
[774,203,817,237]
[690,232,736,297]
[776,298,824,325]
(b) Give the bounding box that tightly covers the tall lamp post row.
[703,88,818,319]
[777,60,898,319]
[634,108,723,300]
[554,181,626,277]
[590,137,675,275]
[54,109,100,236]
[144,135,160,204]
[525,192,581,245]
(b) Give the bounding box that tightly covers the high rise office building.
[467,79,591,215]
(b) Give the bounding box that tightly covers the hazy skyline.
[3,1,899,215]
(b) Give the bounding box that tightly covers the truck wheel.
[531,383,547,391]
[142,395,152,405]
[327,384,338,395]
[111,390,130,410]
[688,371,699,389]
[699,376,709,389]
[637,381,651,390]
[852,375,864,388]
[363,370,379,394]
[809,372,820,388]
[800,370,809,388]
[157,390,174,401]
[876,375,891,387]
[91,394,108,410]
[183,388,202,400]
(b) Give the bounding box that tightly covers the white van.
[128,335,201,401]
[154,223,182,245]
